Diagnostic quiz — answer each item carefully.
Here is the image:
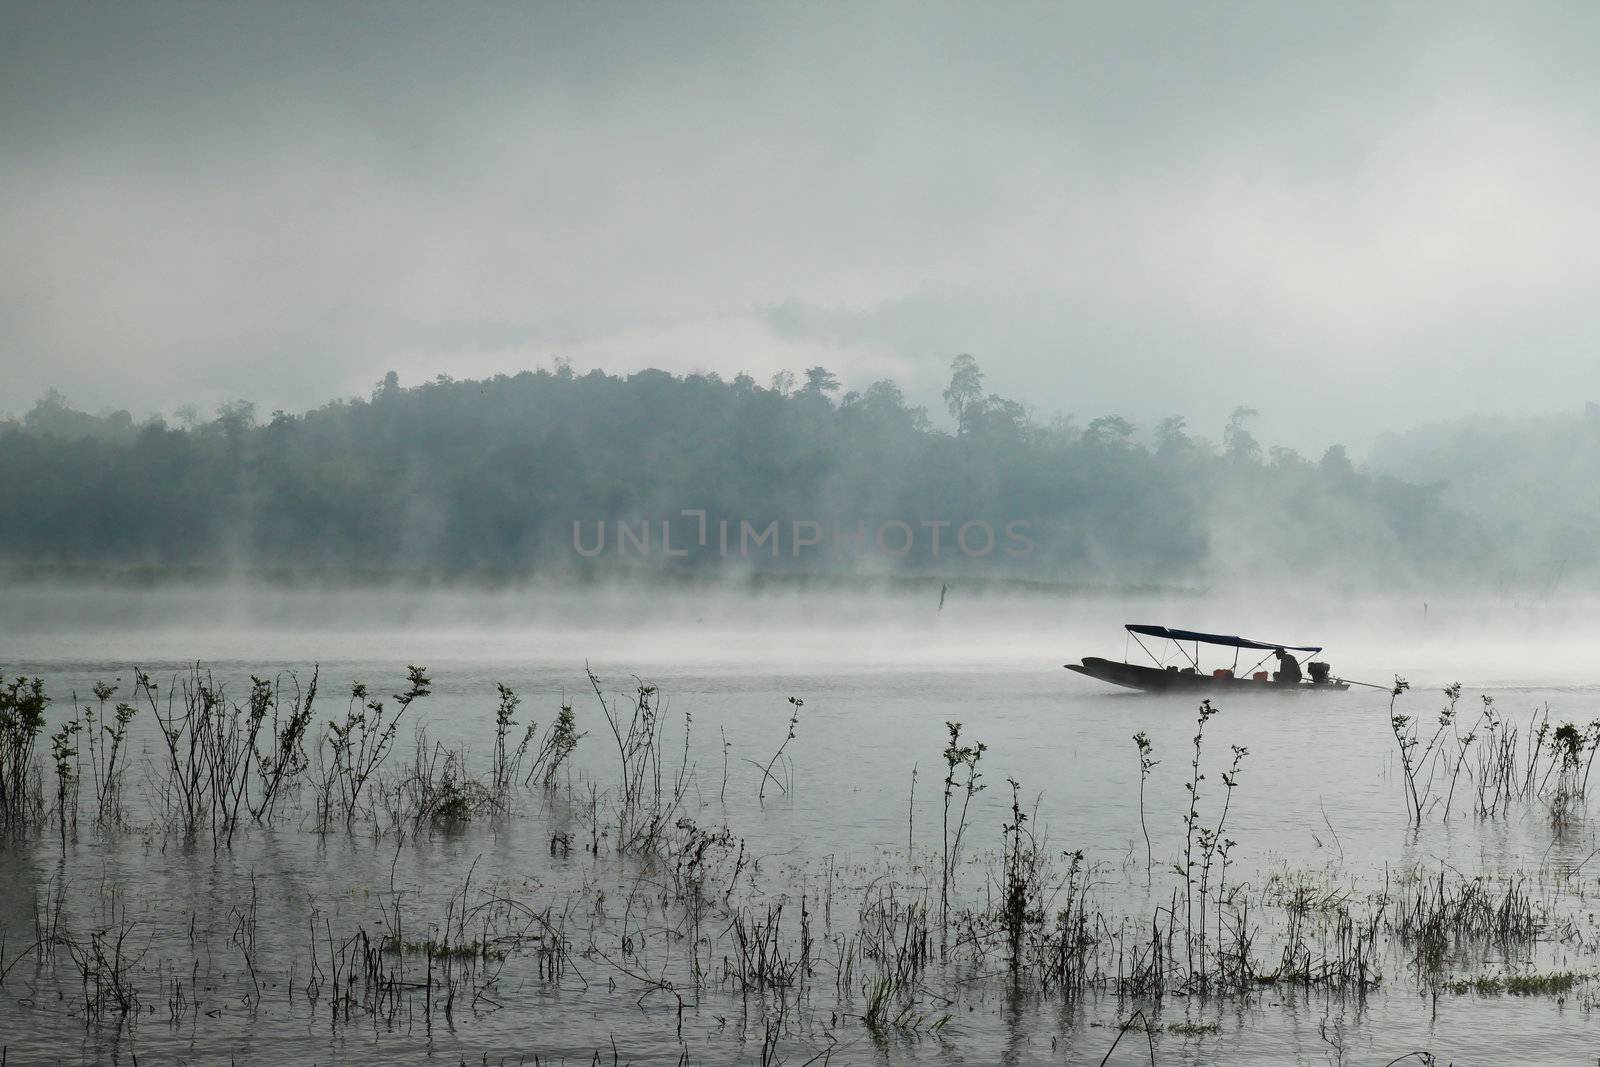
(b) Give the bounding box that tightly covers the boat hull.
[1065,657,1348,693]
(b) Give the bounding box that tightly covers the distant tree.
[215,399,257,430]
[1155,415,1190,457]
[1268,445,1307,469]
[373,370,401,402]
[943,354,985,436]
[844,379,929,433]
[1320,444,1355,478]
[1047,413,1080,439]
[769,369,796,396]
[801,366,841,400]
[1084,415,1135,448]
[969,394,1029,439]
[1224,406,1261,462]
[18,392,137,442]
[24,388,71,428]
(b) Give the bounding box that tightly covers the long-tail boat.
[1065,624,1348,693]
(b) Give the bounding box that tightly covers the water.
[2,583,1599,1064]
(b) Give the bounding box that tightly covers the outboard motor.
[1307,661,1331,685]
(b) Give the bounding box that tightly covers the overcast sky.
[4,2,1600,453]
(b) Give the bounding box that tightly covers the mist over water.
[4,577,1595,686]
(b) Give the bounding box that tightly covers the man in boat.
[1273,647,1302,686]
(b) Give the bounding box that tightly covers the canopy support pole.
[1130,630,1161,668]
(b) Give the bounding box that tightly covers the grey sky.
[4,2,1599,453]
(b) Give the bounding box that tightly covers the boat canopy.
[1126,624,1322,655]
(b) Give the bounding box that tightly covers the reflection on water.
[3,585,1600,1064]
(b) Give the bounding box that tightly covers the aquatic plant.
[1037,851,1093,995]
[251,668,318,823]
[398,731,501,829]
[1163,699,1252,992]
[857,877,932,992]
[49,716,79,844]
[1440,684,1481,820]
[1385,677,1423,823]
[1132,730,1158,879]
[1581,719,1600,797]
[60,913,145,1020]
[80,681,136,826]
[1395,868,1541,975]
[1177,699,1218,975]
[939,720,985,956]
[319,666,431,830]
[730,904,805,991]
[1271,885,1380,993]
[146,667,274,846]
[1381,681,1594,823]
[1443,971,1587,996]
[524,700,583,788]
[998,777,1043,972]
[212,675,273,845]
[671,816,740,908]
[755,695,803,801]
[0,674,49,832]
[591,666,692,855]
[490,683,534,793]
[1193,741,1247,990]
[1550,720,1586,820]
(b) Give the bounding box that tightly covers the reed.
[1394,868,1540,974]
[857,878,932,991]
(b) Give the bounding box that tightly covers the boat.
[1065,624,1349,693]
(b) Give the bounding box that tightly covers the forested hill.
[1372,405,1600,588]
[0,360,1483,587]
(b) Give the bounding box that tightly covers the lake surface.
[2,582,1599,1064]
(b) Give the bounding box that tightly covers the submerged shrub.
[0,675,49,832]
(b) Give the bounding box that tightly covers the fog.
[12,14,1600,1065]
[7,2,1600,453]
[5,574,1598,694]
[5,5,1600,633]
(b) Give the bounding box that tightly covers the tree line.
[0,358,1487,587]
